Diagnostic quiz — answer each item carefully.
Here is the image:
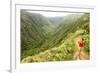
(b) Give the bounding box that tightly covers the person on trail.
[78,38,85,49]
[73,37,85,60]
[77,38,85,59]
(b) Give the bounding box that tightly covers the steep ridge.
[21,10,90,61]
[21,10,55,59]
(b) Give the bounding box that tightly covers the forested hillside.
[21,10,55,59]
[21,10,90,63]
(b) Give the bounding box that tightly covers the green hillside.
[21,10,55,59]
[21,10,90,63]
[22,29,89,63]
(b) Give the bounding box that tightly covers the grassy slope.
[21,12,90,63]
[21,10,55,59]
[22,29,89,63]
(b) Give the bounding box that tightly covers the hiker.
[74,37,85,60]
[78,38,85,59]
[78,38,84,49]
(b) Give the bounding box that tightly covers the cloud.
[27,11,80,17]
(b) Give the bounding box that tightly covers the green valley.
[21,10,90,63]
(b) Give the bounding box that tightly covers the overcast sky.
[27,11,81,17]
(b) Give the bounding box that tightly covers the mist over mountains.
[21,10,89,61]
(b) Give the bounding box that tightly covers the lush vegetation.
[21,10,90,63]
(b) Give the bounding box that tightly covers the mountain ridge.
[21,10,90,61]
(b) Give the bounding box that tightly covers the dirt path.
[73,50,89,60]
[73,37,90,60]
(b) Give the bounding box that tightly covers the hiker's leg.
[73,51,79,60]
[79,47,81,60]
